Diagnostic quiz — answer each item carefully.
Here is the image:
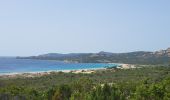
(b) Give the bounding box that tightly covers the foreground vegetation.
[0,66,170,100]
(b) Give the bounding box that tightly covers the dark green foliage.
[0,66,170,100]
[71,77,94,93]
[0,86,44,100]
[88,84,123,100]
[133,80,167,100]
[51,85,71,100]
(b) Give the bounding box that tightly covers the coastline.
[0,67,106,78]
[0,64,135,78]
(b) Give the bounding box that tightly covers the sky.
[0,0,170,56]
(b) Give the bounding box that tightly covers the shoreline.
[0,64,135,78]
[0,67,106,78]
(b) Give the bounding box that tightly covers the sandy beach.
[0,64,135,78]
[0,68,106,78]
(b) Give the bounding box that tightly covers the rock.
[154,50,166,56]
[154,48,170,57]
[167,48,170,53]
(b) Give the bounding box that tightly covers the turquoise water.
[0,58,117,75]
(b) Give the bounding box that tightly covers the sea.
[0,58,117,75]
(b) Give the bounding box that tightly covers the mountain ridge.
[17,47,170,64]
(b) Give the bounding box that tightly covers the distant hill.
[17,48,170,64]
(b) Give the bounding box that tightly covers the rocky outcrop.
[167,48,170,57]
[154,48,170,57]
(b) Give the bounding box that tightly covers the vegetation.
[0,66,170,100]
[18,49,170,64]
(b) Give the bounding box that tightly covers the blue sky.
[0,0,170,56]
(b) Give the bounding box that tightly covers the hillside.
[17,48,170,64]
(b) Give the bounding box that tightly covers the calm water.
[0,58,117,75]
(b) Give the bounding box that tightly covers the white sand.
[0,64,136,78]
[0,68,105,78]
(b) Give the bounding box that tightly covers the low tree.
[52,85,71,100]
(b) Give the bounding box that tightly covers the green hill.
[17,48,170,64]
